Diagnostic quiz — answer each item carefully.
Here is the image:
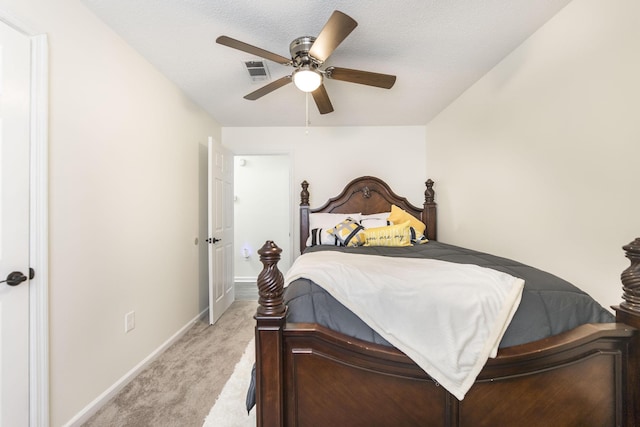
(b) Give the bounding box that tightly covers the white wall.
[1,0,221,425]
[223,126,428,259]
[425,0,640,308]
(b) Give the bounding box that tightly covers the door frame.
[0,9,49,426]
[231,151,295,271]
[232,153,293,280]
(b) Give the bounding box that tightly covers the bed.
[253,175,640,427]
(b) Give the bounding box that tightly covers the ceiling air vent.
[244,60,270,83]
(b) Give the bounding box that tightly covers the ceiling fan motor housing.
[290,36,318,67]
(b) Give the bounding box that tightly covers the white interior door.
[0,20,31,427]
[208,137,234,324]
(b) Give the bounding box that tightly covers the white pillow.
[360,212,390,229]
[306,213,361,247]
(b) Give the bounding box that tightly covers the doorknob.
[0,268,33,286]
[1,271,28,287]
[206,237,221,244]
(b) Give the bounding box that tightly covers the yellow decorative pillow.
[327,217,366,247]
[363,221,412,247]
[387,205,426,237]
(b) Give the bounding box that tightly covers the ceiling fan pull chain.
[305,92,310,133]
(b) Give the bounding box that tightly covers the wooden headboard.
[299,176,437,252]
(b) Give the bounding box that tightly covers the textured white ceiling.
[82,0,572,127]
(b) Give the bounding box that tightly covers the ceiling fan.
[216,10,396,115]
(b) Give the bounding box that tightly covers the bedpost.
[620,238,640,313]
[423,179,437,241]
[614,237,640,427]
[255,241,286,427]
[300,180,310,253]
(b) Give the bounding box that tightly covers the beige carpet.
[83,300,257,427]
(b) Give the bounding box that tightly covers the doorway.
[0,10,49,426]
[233,154,291,299]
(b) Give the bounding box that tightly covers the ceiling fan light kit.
[216,10,396,115]
[292,66,322,92]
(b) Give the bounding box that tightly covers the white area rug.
[203,338,256,427]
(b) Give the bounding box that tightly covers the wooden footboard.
[255,239,640,427]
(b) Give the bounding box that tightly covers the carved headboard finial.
[621,237,640,312]
[425,179,435,204]
[300,180,309,206]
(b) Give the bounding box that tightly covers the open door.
[207,137,234,324]
[0,19,31,426]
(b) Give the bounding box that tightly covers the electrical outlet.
[125,311,135,333]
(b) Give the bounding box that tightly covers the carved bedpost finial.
[257,241,286,316]
[425,179,435,204]
[621,238,640,312]
[300,181,309,206]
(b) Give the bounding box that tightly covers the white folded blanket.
[284,251,524,400]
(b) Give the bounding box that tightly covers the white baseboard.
[62,308,209,427]
[234,277,258,301]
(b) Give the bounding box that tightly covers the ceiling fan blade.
[311,84,334,114]
[216,36,291,65]
[309,11,358,63]
[243,76,292,100]
[325,66,396,89]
